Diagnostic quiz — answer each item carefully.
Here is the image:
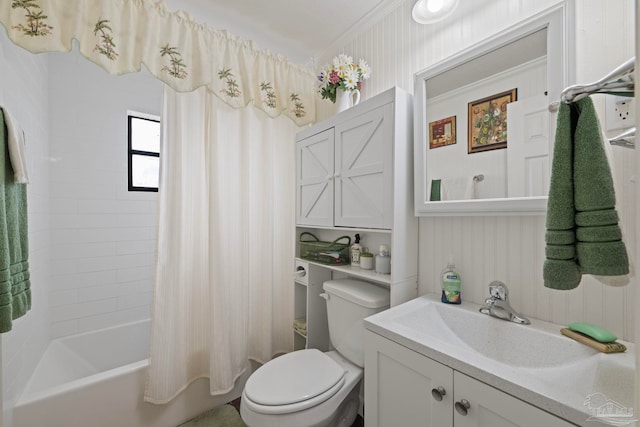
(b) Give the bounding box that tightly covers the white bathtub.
[14,320,248,427]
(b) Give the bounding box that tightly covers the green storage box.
[299,232,351,265]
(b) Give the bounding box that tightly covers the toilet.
[240,278,390,427]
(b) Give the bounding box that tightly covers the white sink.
[391,297,597,368]
[364,294,635,426]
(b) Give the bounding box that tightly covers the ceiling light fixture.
[412,0,459,24]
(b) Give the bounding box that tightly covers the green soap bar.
[568,322,617,343]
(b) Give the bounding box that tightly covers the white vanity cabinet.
[364,330,453,426]
[364,331,575,427]
[452,372,574,427]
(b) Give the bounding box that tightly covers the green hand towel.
[577,241,629,276]
[545,101,576,232]
[576,225,622,243]
[573,98,617,211]
[544,100,581,290]
[544,98,629,290]
[572,98,628,276]
[0,109,30,332]
[575,209,619,227]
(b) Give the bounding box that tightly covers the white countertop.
[364,294,635,427]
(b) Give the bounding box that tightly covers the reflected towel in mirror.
[434,176,480,201]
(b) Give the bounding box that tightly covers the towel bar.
[609,127,635,149]
[549,57,635,112]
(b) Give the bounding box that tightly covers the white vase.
[335,88,361,113]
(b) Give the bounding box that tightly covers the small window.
[128,113,160,192]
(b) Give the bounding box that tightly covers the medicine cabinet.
[413,3,574,216]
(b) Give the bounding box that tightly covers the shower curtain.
[145,85,297,404]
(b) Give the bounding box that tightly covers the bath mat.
[178,404,247,427]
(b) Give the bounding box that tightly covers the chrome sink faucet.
[479,281,530,325]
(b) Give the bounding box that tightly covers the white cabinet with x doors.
[296,100,394,229]
[295,87,418,319]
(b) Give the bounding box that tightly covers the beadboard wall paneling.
[321,0,636,341]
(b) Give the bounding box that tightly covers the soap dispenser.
[441,257,461,304]
[350,234,362,266]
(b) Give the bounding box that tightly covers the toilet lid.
[244,349,346,406]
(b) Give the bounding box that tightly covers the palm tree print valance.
[1,0,317,125]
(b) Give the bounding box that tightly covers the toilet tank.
[323,279,390,367]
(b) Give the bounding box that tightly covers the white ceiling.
[162,0,401,65]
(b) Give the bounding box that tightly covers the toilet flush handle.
[320,293,329,300]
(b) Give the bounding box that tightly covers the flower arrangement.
[318,54,371,103]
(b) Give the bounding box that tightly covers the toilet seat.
[243,349,346,415]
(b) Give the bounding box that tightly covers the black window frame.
[127,113,160,192]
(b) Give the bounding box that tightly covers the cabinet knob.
[334,172,341,178]
[327,175,334,181]
[431,386,446,401]
[455,399,471,416]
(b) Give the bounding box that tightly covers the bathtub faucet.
[479,281,530,325]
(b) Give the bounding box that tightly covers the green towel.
[544,98,629,290]
[0,109,30,332]
[430,179,441,201]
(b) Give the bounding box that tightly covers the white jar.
[360,253,374,270]
[375,256,391,274]
[375,245,391,274]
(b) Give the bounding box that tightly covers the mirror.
[413,3,574,215]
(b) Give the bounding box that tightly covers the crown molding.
[316,0,408,63]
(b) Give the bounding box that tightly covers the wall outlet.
[605,95,635,131]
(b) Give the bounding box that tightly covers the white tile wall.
[0,28,51,424]
[48,49,162,339]
[321,0,637,340]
